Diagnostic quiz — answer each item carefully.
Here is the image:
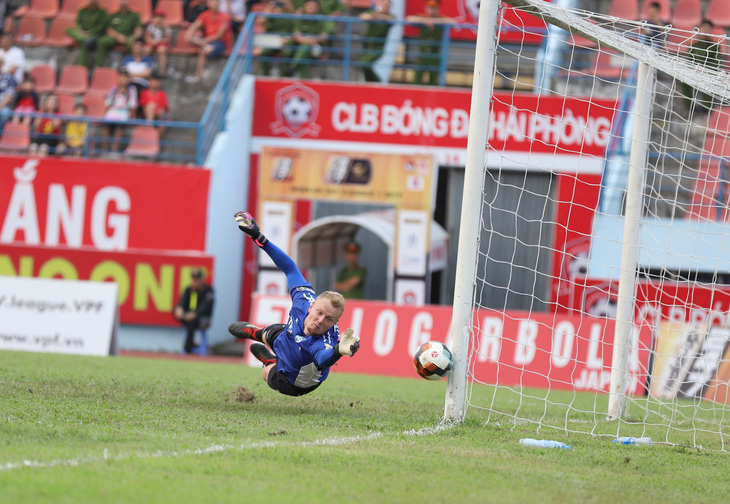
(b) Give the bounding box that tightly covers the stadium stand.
[46,16,76,47]
[0,121,31,152]
[29,64,57,93]
[670,0,703,31]
[609,0,639,20]
[688,106,730,221]
[155,0,184,27]
[13,0,59,20]
[124,125,160,156]
[129,0,152,24]
[14,16,46,45]
[705,0,730,28]
[81,93,107,117]
[56,92,76,114]
[56,65,89,95]
[58,0,87,20]
[87,67,119,97]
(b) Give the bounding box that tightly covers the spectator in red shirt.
[184,0,232,83]
[29,94,64,157]
[140,72,170,133]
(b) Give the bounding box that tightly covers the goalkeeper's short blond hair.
[318,291,345,318]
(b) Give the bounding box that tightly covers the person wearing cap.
[144,9,173,75]
[228,211,360,396]
[405,0,454,86]
[174,268,215,354]
[335,241,367,299]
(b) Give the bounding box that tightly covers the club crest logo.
[270,82,321,138]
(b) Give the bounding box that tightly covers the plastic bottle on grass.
[613,436,652,446]
[519,438,571,449]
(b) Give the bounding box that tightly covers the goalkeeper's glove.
[234,211,268,247]
[338,328,360,357]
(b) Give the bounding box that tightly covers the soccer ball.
[413,341,454,381]
[282,96,312,127]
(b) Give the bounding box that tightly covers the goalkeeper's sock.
[228,322,264,343]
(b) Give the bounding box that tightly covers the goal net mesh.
[462,0,730,451]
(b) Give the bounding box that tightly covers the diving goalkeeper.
[228,211,360,396]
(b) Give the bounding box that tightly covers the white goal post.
[445,0,730,450]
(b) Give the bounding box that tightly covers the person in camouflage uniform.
[259,0,295,76]
[66,0,109,67]
[96,0,143,67]
[681,19,723,112]
[358,0,394,83]
[282,0,328,78]
[406,0,453,86]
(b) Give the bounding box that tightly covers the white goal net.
[445,0,730,451]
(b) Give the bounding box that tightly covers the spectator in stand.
[184,0,208,25]
[97,0,144,65]
[174,268,215,355]
[281,0,328,78]
[220,0,246,35]
[0,67,16,132]
[66,0,109,68]
[257,0,294,77]
[406,0,454,86]
[12,73,39,123]
[121,38,154,101]
[64,103,88,157]
[318,0,344,36]
[641,2,666,49]
[103,69,137,153]
[144,10,172,76]
[29,95,65,157]
[140,72,170,133]
[0,33,24,84]
[682,19,723,112]
[358,0,394,83]
[184,0,232,84]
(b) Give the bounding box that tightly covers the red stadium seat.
[29,64,57,94]
[671,0,703,32]
[170,31,198,55]
[13,0,59,19]
[56,93,76,115]
[58,0,88,20]
[98,0,121,13]
[46,16,76,47]
[87,67,119,97]
[706,0,730,28]
[14,16,46,46]
[125,126,160,157]
[592,50,632,80]
[56,65,89,95]
[81,93,107,117]
[687,107,730,221]
[640,0,671,23]
[155,0,183,27]
[129,0,152,24]
[609,0,638,20]
[0,122,31,152]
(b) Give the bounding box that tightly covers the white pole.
[444,0,500,422]
[607,61,655,418]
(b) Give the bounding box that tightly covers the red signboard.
[252,295,651,394]
[0,157,210,252]
[404,0,549,43]
[253,79,616,157]
[0,244,214,325]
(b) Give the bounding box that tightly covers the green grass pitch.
[1,350,729,504]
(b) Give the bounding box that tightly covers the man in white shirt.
[0,33,25,84]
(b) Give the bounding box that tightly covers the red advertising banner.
[252,295,651,394]
[404,0,549,43]
[253,80,616,157]
[0,244,214,325]
[0,157,210,252]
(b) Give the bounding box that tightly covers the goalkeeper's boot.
[228,322,263,342]
[250,342,277,367]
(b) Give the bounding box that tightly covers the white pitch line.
[0,423,457,472]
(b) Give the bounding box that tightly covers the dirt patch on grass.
[234,386,256,403]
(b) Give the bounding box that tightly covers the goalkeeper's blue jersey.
[272,281,341,389]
